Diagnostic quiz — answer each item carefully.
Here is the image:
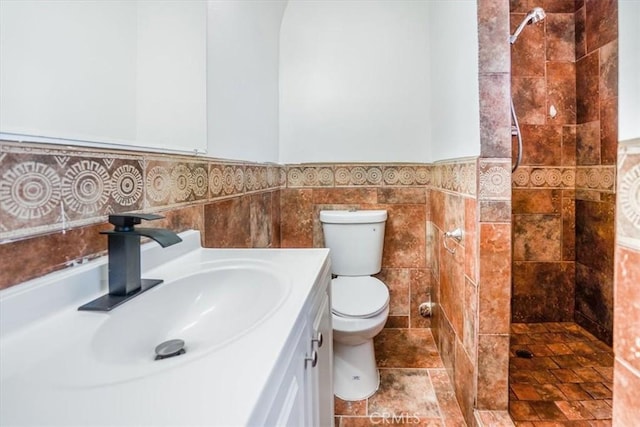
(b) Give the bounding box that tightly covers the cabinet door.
[263,326,309,427]
[309,291,334,427]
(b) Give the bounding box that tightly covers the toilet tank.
[319,210,387,276]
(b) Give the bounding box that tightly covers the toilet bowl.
[319,209,389,401]
[331,276,389,400]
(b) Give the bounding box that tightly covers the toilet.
[319,209,390,401]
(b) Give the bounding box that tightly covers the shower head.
[509,7,546,45]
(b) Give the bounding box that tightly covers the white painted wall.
[279,0,479,164]
[428,1,480,162]
[619,0,640,142]
[207,0,287,162]
[0,1,207,153]
[279,0,431,163]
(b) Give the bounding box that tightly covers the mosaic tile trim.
[478,159,510,201]
[0,141,283,241]
[617,140,640,251]
[431,160,477,197]
[512,166,576,189]
[575,166,616,193]
[285,164,435,188]
[284,161,476,197]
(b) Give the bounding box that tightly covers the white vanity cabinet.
[252,263,334,427]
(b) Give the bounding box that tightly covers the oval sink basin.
[91,260,291,368]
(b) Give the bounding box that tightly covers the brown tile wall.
[574,0,618,345]
[613,139,640,422]
[0,140,284,289]
[278,164,434,330]
[510,0,578,325]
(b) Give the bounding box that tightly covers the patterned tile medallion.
[617,140,640,250]
[0,143,144,239]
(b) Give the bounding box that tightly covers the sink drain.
[155,339,186,360]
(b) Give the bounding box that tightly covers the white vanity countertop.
[0,230,330,426]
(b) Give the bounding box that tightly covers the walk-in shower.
[509,7,546,172]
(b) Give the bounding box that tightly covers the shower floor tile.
[509,322,613,426]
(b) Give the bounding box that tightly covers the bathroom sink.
[0,231,330,426]
[32,259,292,388]
[91,259,291,366]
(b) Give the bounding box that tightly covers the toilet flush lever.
[443,228,463,254]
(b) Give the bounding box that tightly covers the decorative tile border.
[431,159,477,197]
[512,166,576,189]
[575,166,616,193]
[0,141,283,241]
[478,159,510,201]
[617,140,640,251]
[283,161,476,197]
[1,140,482,241]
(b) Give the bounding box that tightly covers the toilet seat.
[331,276,389,318]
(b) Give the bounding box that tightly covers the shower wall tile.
[575,200,615,277]
[519,125,563,166]
[584,0,618,54]
[510,12,545,77]
[576,121,601,165]
[539,0,575,13]
[599,41,618,102]
[575,263,614,345]
[546,13,575,61]
[512,261,575,322]
[511,77,547,125]
[547,61,577,124]
[600,97,618,165]
[513,214,562,261]
[576,51,600,124]
[562,193,576,261]
[562,125,577,166]
[512,189,561,214]
[480,73,512,157]
[477,0,511,74]
[574,5,587,59]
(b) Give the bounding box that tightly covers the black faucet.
[78,213,182,312]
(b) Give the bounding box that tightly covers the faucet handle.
[108,213,164,231]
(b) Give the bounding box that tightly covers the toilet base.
[333,338,380,401]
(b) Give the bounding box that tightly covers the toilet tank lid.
[319,210,387,224]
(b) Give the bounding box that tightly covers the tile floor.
[509,322,614,426]
[334,328,467,426]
